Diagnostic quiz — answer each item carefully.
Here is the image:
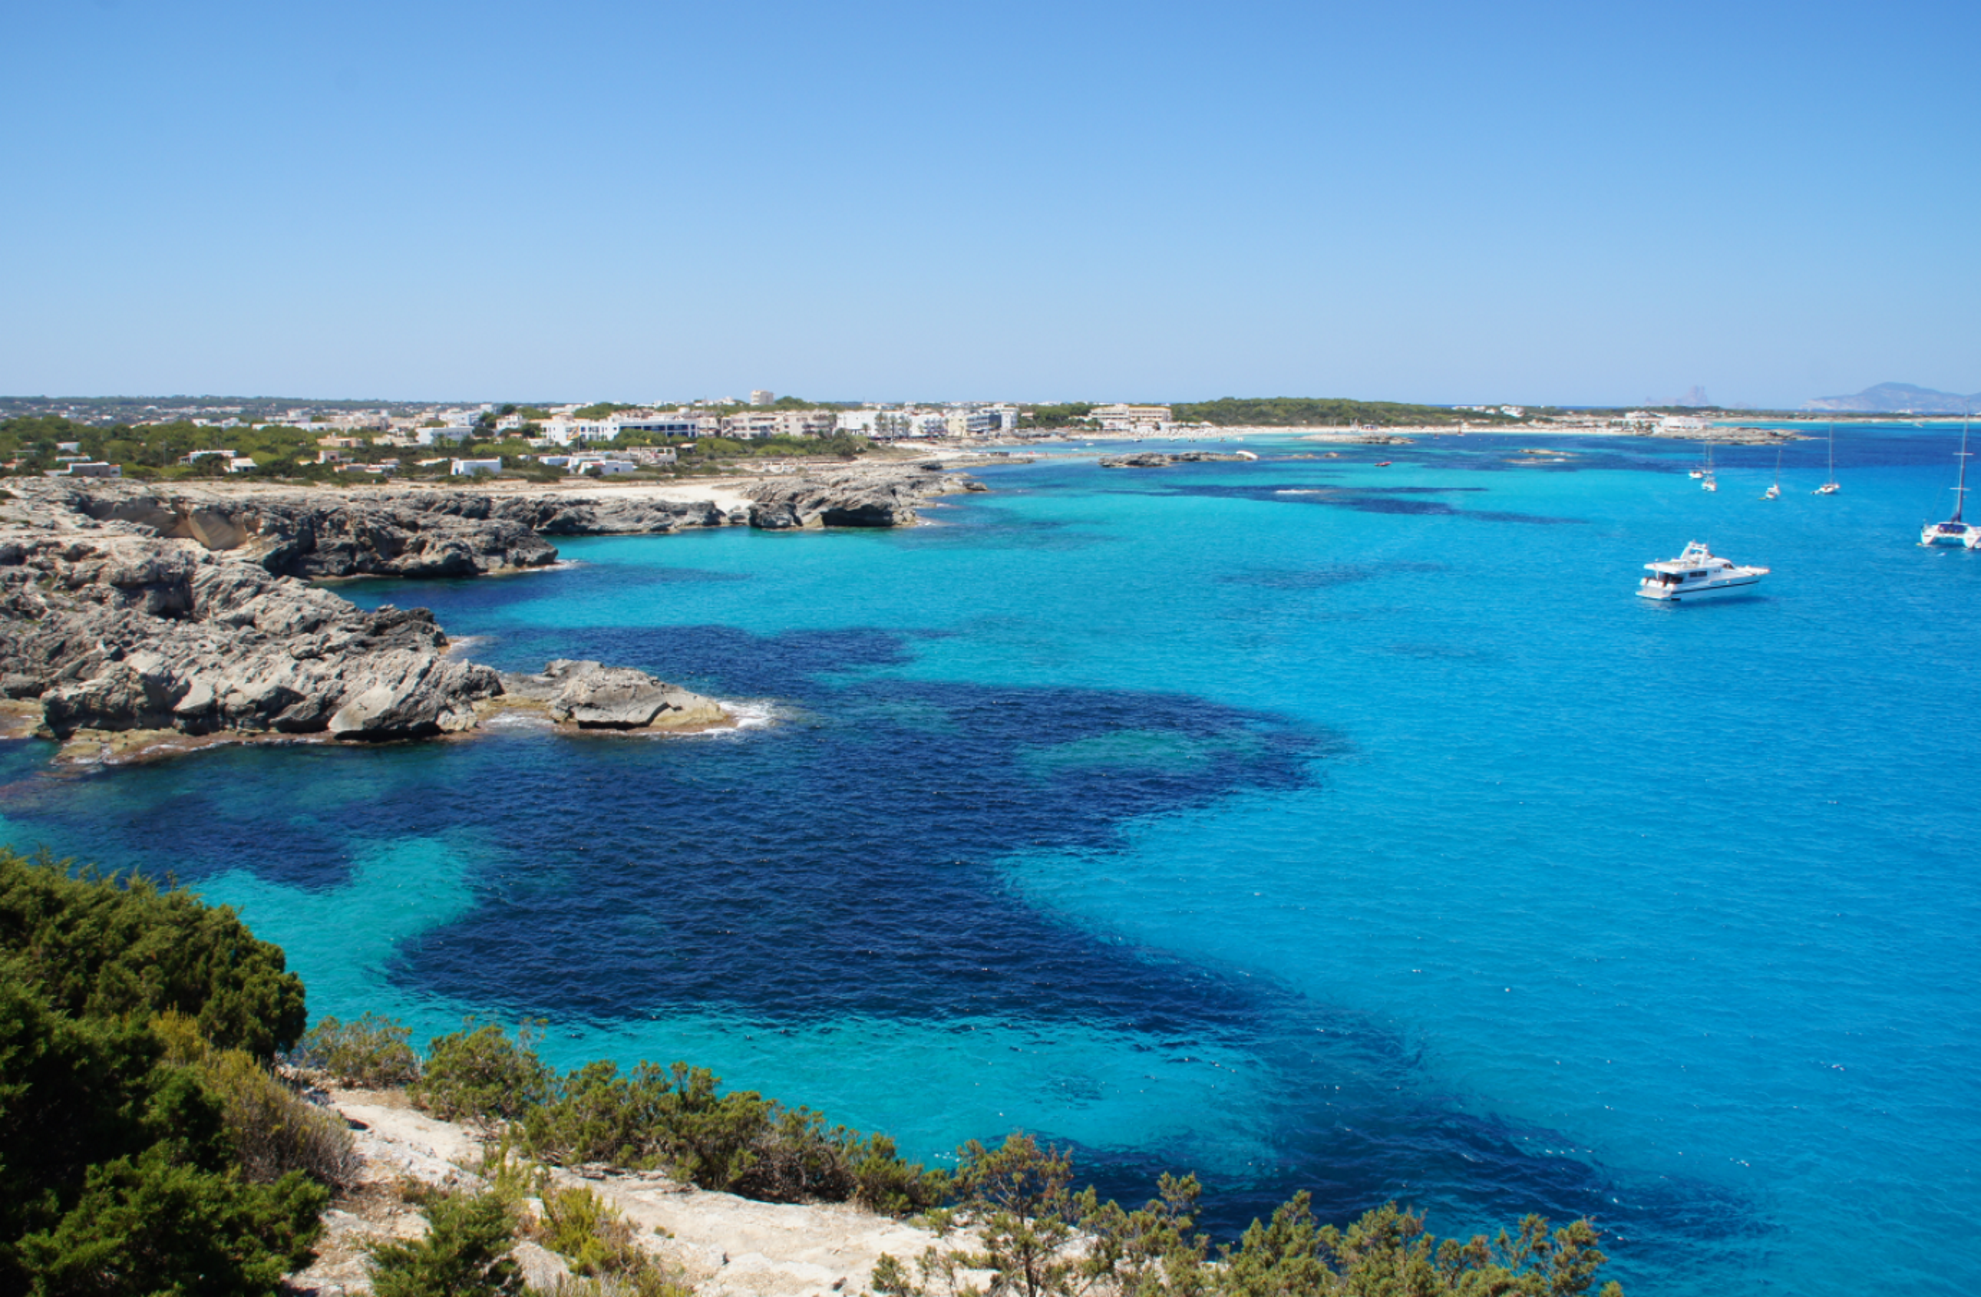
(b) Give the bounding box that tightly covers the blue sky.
[2,1,1975,406]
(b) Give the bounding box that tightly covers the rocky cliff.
[39,481,560,579]
[0,527,500,742]
[744,466,985,529]
[0,465,983,752]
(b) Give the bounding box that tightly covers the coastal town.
[3,390,1804,484]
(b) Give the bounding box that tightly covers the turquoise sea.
[3,426,1978,1295]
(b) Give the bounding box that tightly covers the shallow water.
[4,428,1978,1295]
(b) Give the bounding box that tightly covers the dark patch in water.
[1152,483,1584,526]
[392,672,1318,1035]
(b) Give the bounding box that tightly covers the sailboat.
[1763,447,1781,500]
[1814,422,1841,495]
[1920,416,1981,547]
[1700,441,1717,492]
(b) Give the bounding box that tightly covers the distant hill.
[1805,383,1981,414]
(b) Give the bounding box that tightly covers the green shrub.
[288,1012,421,1088]
[520,1060,948,1211]
[410,1020,553,1128]
[13,1147,326,1297]
[528,1178,687,1297]
[0,848,306,1059]
[0,938,324,1295]
[154,1010,359,1189]
[876,1135,1626,1297]
[367,1188,523,1297]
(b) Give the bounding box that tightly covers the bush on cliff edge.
[0,849,328,1295]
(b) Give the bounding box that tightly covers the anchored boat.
[1920,416,1980,548]
[1637,541,1769,602]
[1815,422,1841,495]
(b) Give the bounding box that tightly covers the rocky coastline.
[288,1083,966,1297]
[0,465,977,758]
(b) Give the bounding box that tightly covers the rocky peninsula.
[0,464,978,758]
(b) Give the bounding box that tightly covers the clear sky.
[3,1,1975,407]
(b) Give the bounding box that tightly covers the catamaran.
[1700,442,1717,492]
[1920,416,1980,547]
[1637,541,1769,602]
[1814,422,1841,495]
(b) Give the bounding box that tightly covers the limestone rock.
[502,660,725,730]
[1098,451,1250,468]
[743,467,980,529]
[0,508,501,742]
[490,494,730,535]
[29,480,560,578]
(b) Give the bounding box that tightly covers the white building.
[749,390,774,406]
[450,457,502,476]
[720,410,837,439]
[1090,404,1172,433]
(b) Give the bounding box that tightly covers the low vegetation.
[0,849,1625,1295]
[881,1134,1623,1297]
[1170,397,1521,427]
[366,1186,527,1297]
[0,412,875,485]
[287,1011,422,1088]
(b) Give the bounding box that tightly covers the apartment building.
[1090,403,1173,432]
[720,410,838,440]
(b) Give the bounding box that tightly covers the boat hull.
[1920,524,1980,547]
[1637,576,1764,602]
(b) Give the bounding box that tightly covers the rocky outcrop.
[488,494,733,535]
[28,480,559,579]
[0,486,500,744]
[1296,432,1416,445]
[744,466,983,529]
[0,541,498,743]
[1098,451,1252,468]
[499,660,726,730]
[0,464,988,754]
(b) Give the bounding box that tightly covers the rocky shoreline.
[288,1083,966,1297]
[0,466,977,757]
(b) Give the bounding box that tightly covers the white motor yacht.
[1637,541,1769,602]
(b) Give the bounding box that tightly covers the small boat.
[1920,415,1980,547]
[1764,448,1782,500]
[1700,442,1717,492]
[1375,460,1393,467]
[1637,541,1769,602]
[1814,422,1841,494]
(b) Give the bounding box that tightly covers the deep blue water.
[4,427,1979,1295]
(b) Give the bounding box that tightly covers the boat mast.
[1956,413,1972,524]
